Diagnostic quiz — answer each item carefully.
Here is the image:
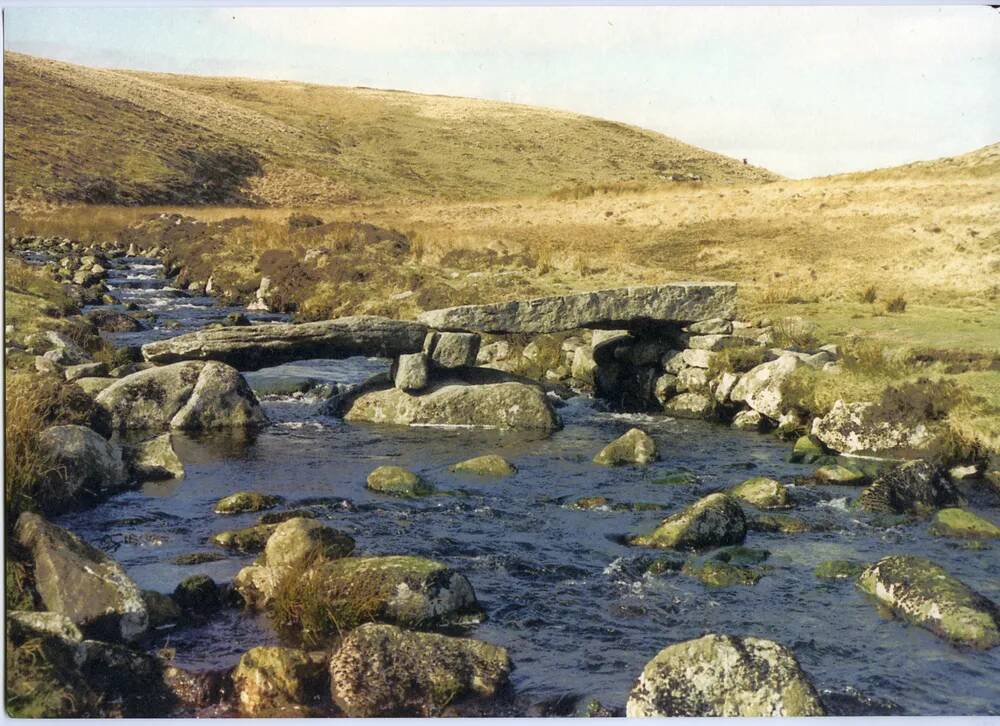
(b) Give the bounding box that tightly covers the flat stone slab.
[417,283,737,334]
[142,316,428,371]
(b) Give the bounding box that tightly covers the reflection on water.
[51,253,1000,716]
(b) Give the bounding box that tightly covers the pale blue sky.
[4,5,999,178]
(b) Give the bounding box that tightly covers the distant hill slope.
[836,142,1000,182]
[3,51,778,207]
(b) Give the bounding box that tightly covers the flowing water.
[50,254,1000,716]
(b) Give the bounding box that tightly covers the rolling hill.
[3,51,777,207]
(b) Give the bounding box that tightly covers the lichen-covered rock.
[263,518,355,570]
[630,493,747,550]
[449,454,517,477]
[212,523,278,553]
[15,513,148,641]
[329,623,511,717]
[214,491,281,514]
[124,433,184,480]
[233,646,327,716]
[96,361,266,432]
[366,466,435,497]
[64,361,109,382]
[814,560,867,580]
[729,354,802,419]
[664,391,715,419]
[74,376,119,396]
[728,477,789,509]
[857,460,964,515]
[811,399,935,457]
[37,424,128,510]
[930,509,1000,540]
[626,634,825,717]
[857,555,1000,648]
[335,370,560,432]
[593,428,658,466]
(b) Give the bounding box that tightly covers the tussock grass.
[707,346,769,378]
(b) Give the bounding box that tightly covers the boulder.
[418,283,737,333]
[714,371,740,403]
[74,377,118,396]
[84,309,147,333]
[811,399,935,457]
[425,331,480,369]
[64,362,108,382]
[233,646,327,717]
[653,373,678,405]
[38,424,128,509]
[790,435,825,464]
[930,509,1000,540]
[212,523,278,553]
[329,623,510,717]
[124,434,184,480]
[96,361,266,432]
[173,575,223,615]
[142,590,182,627]
[450,454,517,477]
[142,316,428,370]
[630,493,747,550]
[677,367,709,392]
[367,466,435,497]
[681,348,714,369]
[732,409,764,431]
[215,491,281,514]
[394,352,429,392]
[812,464,865,484]
[858,555,1000,648]
[570,346,598,386]
[687,318,733,335]
[626,634,824,717]
[15,513,148,641]
[333,369,560,432]
[593,428,658,466]
[857,460,963,515]
[729,354,802,419]
[728,477,789,509]
[263,518,355,570]
[664,392,715,419]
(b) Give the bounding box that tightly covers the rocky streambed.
[8,240,1000,717]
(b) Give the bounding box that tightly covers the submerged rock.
[626,634,825,717]
[857,555,1000,648]
[450,454,517,477]
[215,491,281,514]
[335,369,560,432]
[857,460,964,515]
[15,513,148,641]
[930,508,1000,540]
[814,560,867,580]
[748,513,812,534]
[329,623,511,717]
[682,559,766,587]
[593,428,658,466]
[728,477,789,509]
[366,466,435,497]
[233,646,328,716]
[812,464,866,485]
[630,493,747,550]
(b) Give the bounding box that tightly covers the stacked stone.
[391,331,481,393]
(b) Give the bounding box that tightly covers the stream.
[49,252,1000,716]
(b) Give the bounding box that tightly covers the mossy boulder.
[682,559,766,587]
[812,464,866,485]
[366,466,435,497]
[814,560,867,580]
[232,646,328,717]
[789,435,825,464]
[857,555,1000,648]
[593,427,658,466]
[214,491,281,514]
[263,518,356,570]
[173,575,222,615]
[212,523,278,553]
[713,546,770,566]
[857,460,964,515]
[728,477,789,509]
[15,513,148,642]
[930,509,1000,540]
[626,634,825,716]
[630,493,747,550]
[652,471,699,486]
[329,623,511,717]
[449,454,516,477]
[142,590,182,627]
